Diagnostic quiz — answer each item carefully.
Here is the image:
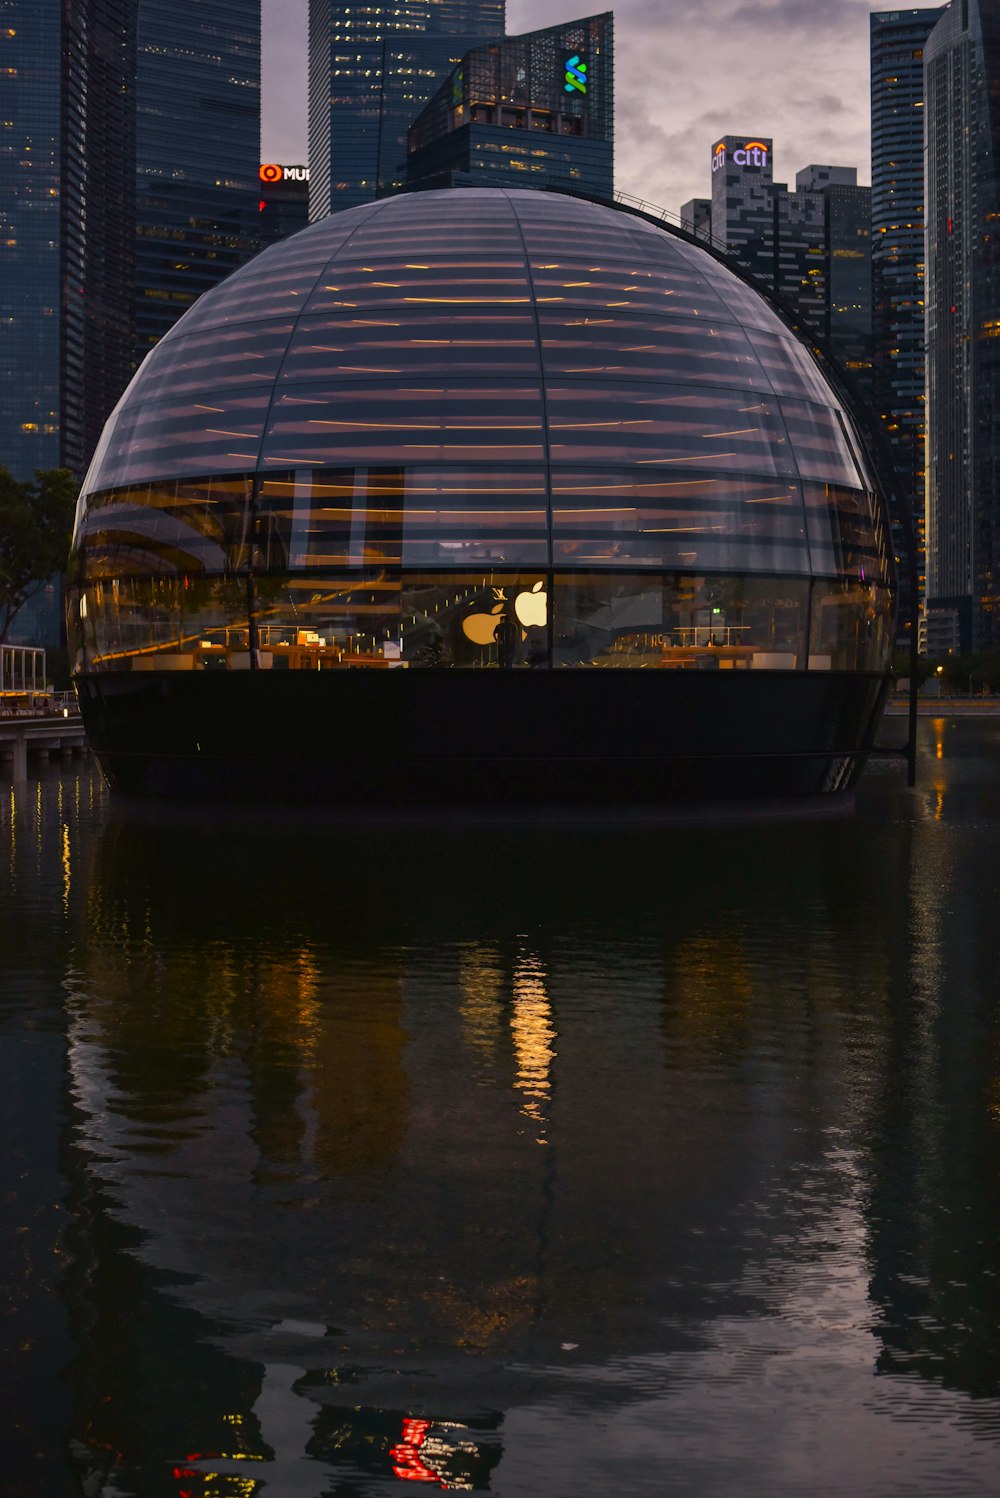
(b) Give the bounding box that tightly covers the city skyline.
[262,0,927,210]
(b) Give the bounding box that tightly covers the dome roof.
[78,188,888,585]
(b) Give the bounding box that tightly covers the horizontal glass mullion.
[544,381,796,475]
[262,382,547,468]
[84,390,269,489]
[278,309,542,382]
[255,464,550,572]
[537,308,774,388]
[126,320,297,402]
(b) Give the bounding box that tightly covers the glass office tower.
[308,0,505,218]
[706,143,872,388]
[134,0,261,363]
[925,0,1000,652]
[406,14,613,198]
[870,7,945,641]
[68,189,895,804]
[0,0,133,480]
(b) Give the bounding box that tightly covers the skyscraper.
[133,1,261,362]
[406,14,614,198]
[924,0,1000,652]
[704,140,871,381]
[797,165,873,395]
[870,7,945,642]
[0,0,134,481]
[308,0,505,219]
[0,0,262,478]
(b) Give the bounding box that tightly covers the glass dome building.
[68,188,894,801]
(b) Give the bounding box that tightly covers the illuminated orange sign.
[260,163,310,184]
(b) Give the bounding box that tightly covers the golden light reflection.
[669,934,753,1051]
[510,954,555,1137]
[933,717,946,761]
[931,779,946,820]
[459,944,505,1061]
[62,823,71,912]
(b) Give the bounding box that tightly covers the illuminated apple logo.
[515,581,547,629]
[462,588,507,645]
[462,603,504,645]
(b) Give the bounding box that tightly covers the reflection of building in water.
[45,778,1000,1491]
[863,811,1000,1397]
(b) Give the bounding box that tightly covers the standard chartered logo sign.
[564,54,587,93]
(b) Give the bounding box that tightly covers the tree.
[0,466,78,642]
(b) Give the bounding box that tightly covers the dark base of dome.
[74,669,889,805]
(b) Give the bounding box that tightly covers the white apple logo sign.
[514,581,547,629]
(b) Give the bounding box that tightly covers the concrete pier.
[0,718,88,780]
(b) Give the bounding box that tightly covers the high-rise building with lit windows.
[924,0,1000,652]
[0,0,134,481]
[870,6,945,642]
[704,140,871,385]
[0,0,261,478]
[405,14,613,197]
[133,0,261,363]
[308,0,505,218]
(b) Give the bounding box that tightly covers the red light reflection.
[389,1417,442,1484]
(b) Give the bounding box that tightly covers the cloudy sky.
[261,0,906,214]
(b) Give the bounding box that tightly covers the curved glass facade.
[69,188,893,694]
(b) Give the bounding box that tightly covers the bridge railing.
[0,689,80,720]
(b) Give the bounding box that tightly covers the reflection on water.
[4,722,1000,1496]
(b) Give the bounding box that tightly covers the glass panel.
[302,256,533,314]
[551,471,809,573]
[804,483,892,583]
[545,384,795,474]
[809,581,893,671]
[253,573,403,670]
[751,329,836,404]
[84,389,269,488]
[684,262,793,334]
[401,573,550,668]
[280,310,541,381]
[252,571,549,671]
[552,573,809,669]
[345,195,525,258]
[164,215,382,334]
[256,469,549,571]
[528,256,733,320]
[172,259,331,332]
[779,398,865,485]
[538,310,771,388]
[262,383,546,467]
[76,476,252,579]
[127,321,296,402]
[73,575,251,675]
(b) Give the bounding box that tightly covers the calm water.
[4,720,1000,1497]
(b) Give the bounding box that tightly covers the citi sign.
[712,140,769,173]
